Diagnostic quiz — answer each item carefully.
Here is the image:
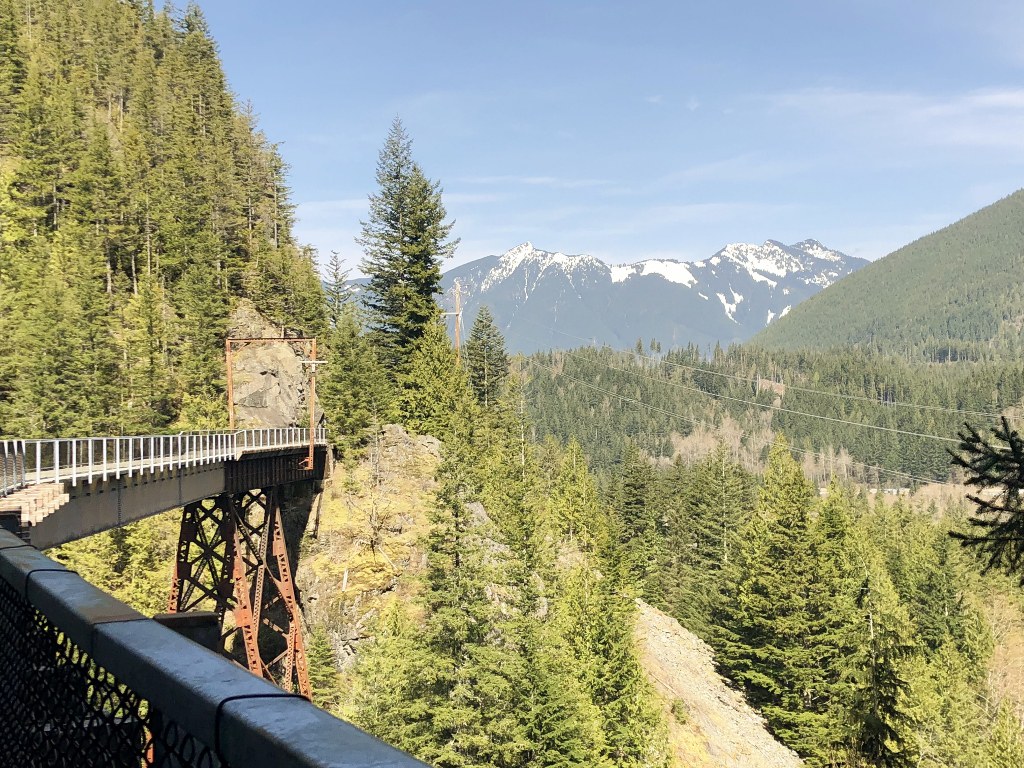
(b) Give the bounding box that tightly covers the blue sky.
[201,1,1024,273]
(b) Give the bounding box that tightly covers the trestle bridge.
[0,428,424,767]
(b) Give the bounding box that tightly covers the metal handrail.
[4,428,327,489]
[1,440,26,498]
[0,530,426,768]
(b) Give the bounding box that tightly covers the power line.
[526,359,957,488]
[519,319,1014,423]
[526,338,962,446]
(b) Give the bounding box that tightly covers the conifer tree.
[358,118,458,374]
[323,250,350,330]
[989,702,1024,768]
[550,437,601,547]
[612,444,665,601]
[381,448,532,767]
[715,436,844,764]
[398,320,472,440]
[306,625,342,712]
[522,620,612,768]
[950,417,1024,581]
[555,566,667,768]
[846,561,917,768]
[465,306,509,409]
[663,445,754,637]
[320,303,395,456]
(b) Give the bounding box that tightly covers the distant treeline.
[524,343,1024,483]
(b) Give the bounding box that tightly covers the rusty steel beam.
[167,489,311,699]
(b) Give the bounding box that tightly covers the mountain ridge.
[440,240,867,353]
[753,189,1024,360]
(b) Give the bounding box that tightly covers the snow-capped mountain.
[440,240,866,353]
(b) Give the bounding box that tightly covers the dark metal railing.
[0,530,426,768]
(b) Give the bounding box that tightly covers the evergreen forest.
[4,2,1024,768]
[0,0,325,436]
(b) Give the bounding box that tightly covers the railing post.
[115,438,120,478]
[128,437,134,478]
[88,439,94,484]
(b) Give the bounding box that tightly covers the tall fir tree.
[399,319,472,440]
[714,436,846,765]
[464,305,509,409]
[358,118,458,374]
[662,445,754,638]
[320,302,395,456]
[355,445,533,767]
[846,560,917,768]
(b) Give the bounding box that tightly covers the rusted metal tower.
[167,488,312,698]
[165,337,326,699]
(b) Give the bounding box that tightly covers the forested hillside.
[10,3,1024,767]
[609,439,1024,767]
[754,190,1024,361]
[0,0,325,438]
[524,344,1024,482]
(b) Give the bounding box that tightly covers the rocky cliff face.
[227,300,319,428]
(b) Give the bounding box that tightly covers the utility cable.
[519,318,1014,422]
[523,336,962,445]
[526,358,957,488]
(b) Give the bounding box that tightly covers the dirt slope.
[635,600,803,768]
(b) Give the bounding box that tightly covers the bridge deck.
[0,429,328,548]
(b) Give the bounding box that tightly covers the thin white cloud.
[663,154,805,185]
[296,198,367,218]
[637,201,799,227]
[443,192,503,205]
[456,174,612,189]
[646,94,664,105]
[767,86,1024,152]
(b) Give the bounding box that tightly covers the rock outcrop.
[227,299,319,428]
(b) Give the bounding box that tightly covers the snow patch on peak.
[612,259,695,286]
[497,241,536,271]
[716,291,740,323]
[792,239,846,262]
[614,260,696,286]
[718,241,801,278]
[610,264,634,283]
[484,242,605,292]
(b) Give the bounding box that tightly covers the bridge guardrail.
[1,440,26,498]
[10,428,327,488]
[0,529,426,768]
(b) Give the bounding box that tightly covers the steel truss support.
[168,488,311,699]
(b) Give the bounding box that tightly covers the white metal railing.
[0,428,327,490]
[1,440,26,498]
